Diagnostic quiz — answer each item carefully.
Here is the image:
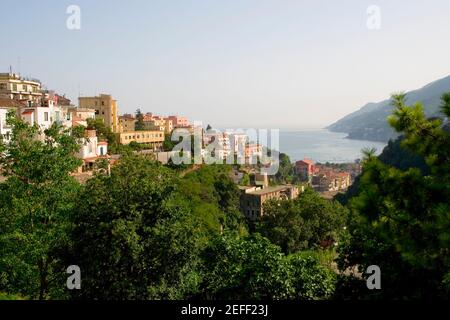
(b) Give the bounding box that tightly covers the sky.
[2,0,450,129]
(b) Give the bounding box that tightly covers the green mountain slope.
[327,75,450,142]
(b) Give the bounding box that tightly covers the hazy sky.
[2,0,450,128]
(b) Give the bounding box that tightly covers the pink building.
[167,115,189,128]
[295,159,315,181]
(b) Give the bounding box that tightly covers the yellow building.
[0,73,42,103]
[118,115,136,132]
[78,94,119,133]
[143,118,174,134]
[116,130,164,148]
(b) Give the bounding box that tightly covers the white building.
[76,129,109,171]
[20,92,73,131]
[0,98,25,143]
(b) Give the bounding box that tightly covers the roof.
[296,159,314,166]
[0,98,26,108]
[21,109,34,115]
[98,141,108,146]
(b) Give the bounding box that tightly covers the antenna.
[17,56,21,77]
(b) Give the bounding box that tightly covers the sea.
[275,129,387,163]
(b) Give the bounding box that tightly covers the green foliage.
[0,114,83,299]
[338,93,450,299]
[178,165,246,237]
[86,117,118,153]
[163,134,175,151]
[287,252,336,300]
[201,233,336,300]
[201,233,294,299]
[258,189,348,254]
[134,109,145,131]
[240,172,250,186]
[68,155,203,299]
[0,292,24,300]
[274,153,294,184]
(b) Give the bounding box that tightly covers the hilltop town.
[0,72,357,219]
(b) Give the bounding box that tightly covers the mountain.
[327,75,450,142]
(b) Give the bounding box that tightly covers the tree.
[337,93,450,299]
[200,233,294,299]
[200,233,336,300]
[67,155,203,299]
[258,189,348,254]
[0,112,83,299]
[178,165,246,236]
[274,153,294,183]
[86,117,118,153]
[135,109,145,131]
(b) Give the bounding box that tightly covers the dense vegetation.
[0,92,449,300]
[0,113,341,300]
[337,93,450,299]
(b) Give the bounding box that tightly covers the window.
[101,101,105,106]
[0,83,6,90]
[13,84,17,91]
[44,112,49,121]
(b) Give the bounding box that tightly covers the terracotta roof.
[21,109,34,115]
[98,141,108,146]
[296,159,314,166]
[0,98,26,108]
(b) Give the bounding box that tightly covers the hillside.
[327,75,450,142]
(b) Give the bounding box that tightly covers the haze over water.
[278,129,387,163]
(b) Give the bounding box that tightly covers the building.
[0,98,25,142]
[167,115,189,128]
[231,134,248,156]
[20,92,73,131]
[245,143,263,162]
[118,115,136,132]
[295,159,315,181]
[78,94,119,133]
[143,118,165,132]
[312,169,351,192]
[0,73,42,103]
[55,94,71,106]
[76,129,109,172]
[239,185,299,220]
[116,130,164,149]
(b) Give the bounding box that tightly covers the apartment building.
[78,94,119,133]
[167,115,189,128]
[0,73,42,103]
[240,184,299,220]
[143,118,165,132]
[295,159,315,181]
[20,92,72,131]
[118,115,136,132]
[116,130,164,149]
